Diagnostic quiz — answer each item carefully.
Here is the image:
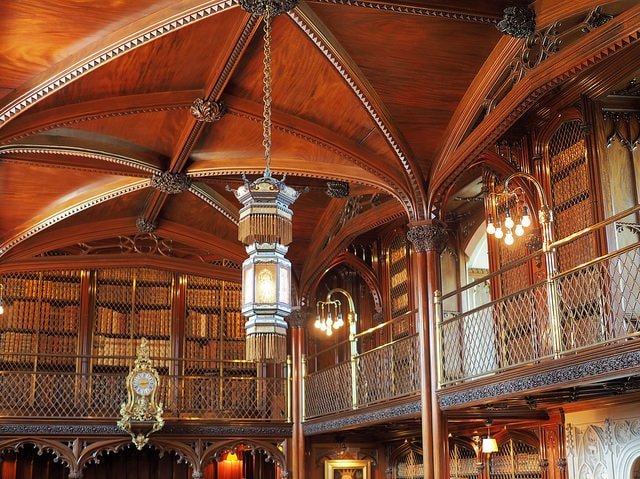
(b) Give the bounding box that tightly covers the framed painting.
[324,459,371,479]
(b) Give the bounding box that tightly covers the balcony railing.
[438,203,640,388]
[304,311,420,419]
[0,355,288,421]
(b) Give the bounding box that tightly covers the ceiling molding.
[0,0,237,127]
[0,145,161,175]
[307,0,500,24]
[289,3,426,221]
[0,178,150,258]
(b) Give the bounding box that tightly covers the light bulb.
[521,207,531,227]
[326,327,333,336]
[0,303,4,315]
[494,226,504,239]
[314,317,321,328]
[515,224,524,236]
[505,230,514,245]
[504,210,514,229]
[486,215,495,235]
[319,321,326,331]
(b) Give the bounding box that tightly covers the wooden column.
[289,308,306,479]
[407,221,448,479]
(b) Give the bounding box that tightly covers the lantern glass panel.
[279,266,290,304]
[255,263,277,304]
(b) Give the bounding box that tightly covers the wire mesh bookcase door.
[133,268,173,411]
[488,438,541,479]
[184,274,223,415]
[449,442,478,479]
[548,120,605,351]
[91,268,135,416]
[0,270,82,417]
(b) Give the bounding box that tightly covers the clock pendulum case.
[117,337,164,449]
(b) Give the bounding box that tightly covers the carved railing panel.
[0,363,287,421]
[438,204,640,387]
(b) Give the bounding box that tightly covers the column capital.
[288,307,307,328]
[407,221,448,253]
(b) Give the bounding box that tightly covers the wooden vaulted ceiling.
[0,0,639,296]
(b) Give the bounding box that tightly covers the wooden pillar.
[407,221,448,479]
[289,308,306,479]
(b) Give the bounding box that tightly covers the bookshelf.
[0,268,244,379]
[184,276,245,373]
[92,268,172,371]
[388,234,410,339]
[0,271,81,370]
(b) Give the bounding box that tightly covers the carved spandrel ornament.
[190,98,225,123]
[151,171,191,194]
[407,223,448,253]
[496,5,536,38]
[239,0,298,15]
[136,216,157,234]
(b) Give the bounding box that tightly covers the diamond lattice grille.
[450,443,478,479]
[549,120,597,271]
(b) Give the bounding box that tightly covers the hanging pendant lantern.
[233,0,300,363]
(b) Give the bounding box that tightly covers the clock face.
[131,371,157,396]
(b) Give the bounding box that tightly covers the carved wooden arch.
[492,428,541,450]
[2,216,245,264]
[427,7,640,219]
[201,438,286,473]
[0,437,79,476]
[388,440,424,468]
[315,449,378,467]
[536,106,584,152]
[308,251,383,314]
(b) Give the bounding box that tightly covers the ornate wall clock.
[117,337,164,449]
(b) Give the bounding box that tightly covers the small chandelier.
[315,299,345,336]
[233,0,300,362]
[315,288,357,338]
[485,175,532,246]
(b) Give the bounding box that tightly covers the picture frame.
[324,459,371,479]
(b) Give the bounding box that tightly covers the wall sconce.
[482,420,498,454]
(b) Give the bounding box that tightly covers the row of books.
[98,268,171,283]
[135,285,171,305]
[186,312,220,338]
[95,306,171,337]
[96,284,133,303]
[187,286,242,308]
[222,340,245,360]
[4,276,80,299]
[37,334,77,362]
[390,269,408,289]
[184,340,219,366]
[0,332,36,357]
[2,301,79,332]
[225,311,245,339]
[93,336,171,367]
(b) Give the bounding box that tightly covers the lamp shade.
[482,438,498,453]
[242,242,292,362]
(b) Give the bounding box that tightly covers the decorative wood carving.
[407,223,448,254]
[190,98,225,123]
[150,172,192,194]
[496,6,536,39]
